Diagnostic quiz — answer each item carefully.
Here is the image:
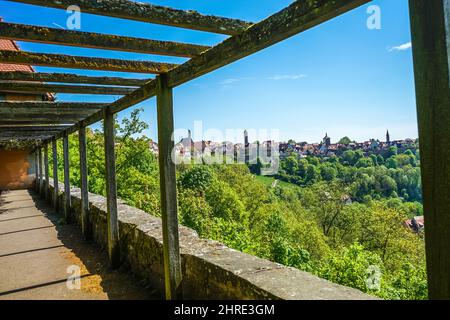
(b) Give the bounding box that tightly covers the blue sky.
[0,0,417,143]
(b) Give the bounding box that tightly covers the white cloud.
[268,74,308,81]
[388,42,412,52]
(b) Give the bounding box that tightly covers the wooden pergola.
[0,0,449,300]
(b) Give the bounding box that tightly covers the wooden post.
[103,107,120,267]
[38,147,43,195]
[34,149,39,192]
[43,143,49,201]
[52,138,59,211]
[156,74,182,300]
[409,0,450,299]
[79,126,91,240]
[62,132,71,223]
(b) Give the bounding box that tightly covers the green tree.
[338,136,352,145]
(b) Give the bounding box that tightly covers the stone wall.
[46,181,375,300]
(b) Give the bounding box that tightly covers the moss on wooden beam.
[0,81,136,95]
[0,115,89,122]
[0,50,178,73]
[0,125,71,131]
[0,101,107,109]
[0,135,53,140]
[0,71,149,86]
[0,120,77,125]
[7,0,252,35]
[0,108,98,116]
[0,22,211,57]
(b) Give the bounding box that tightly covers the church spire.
[386,130,390,144]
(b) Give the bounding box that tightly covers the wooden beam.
[0,131,60,137]
[7,0,253,35]
[68,0,371,130]
[0,50,178,73]
[52,138,59,212]
[62,132,71,223]
[79,126,91,240]
[0,108,98,115]
[0,82,136,95]
[0,115,96,124]
[44,142,49,201]
[166,0,372,88]
[0,120,78,125]
[0,72,149,86]
[0,101,107,109]
[409,0,450,299]
[104,107,120,268]
[0,22,210,58]
[156,74,182,300]
[0,125,71,131]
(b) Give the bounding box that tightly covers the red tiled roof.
[0,38,34,72]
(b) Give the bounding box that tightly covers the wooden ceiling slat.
[62,0,370,136]
[0,82,136,95]
[0,72,150,86]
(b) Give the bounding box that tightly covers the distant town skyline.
[171,128,417,145]
[174,129,418,144]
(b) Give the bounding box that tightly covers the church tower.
[323,133,331,147]
[386,130,390,144]
[244,130,249,164]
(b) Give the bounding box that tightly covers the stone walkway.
[0,189,159,300]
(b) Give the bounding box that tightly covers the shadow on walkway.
[0,189,161,300]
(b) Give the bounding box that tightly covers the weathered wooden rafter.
[6,0,253,35]
[0,22,210,58]
[0,50,178,73]
[0,114,90,122]
[0,125,70,131]
[0,120,77,125]
[0,101,107,109]
[0,81,136,95]
[0,131,62,136]
[0,136,53,140]
[0,72,149,86]
[60,0,371,136]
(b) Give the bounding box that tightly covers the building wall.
[0,150,35,190]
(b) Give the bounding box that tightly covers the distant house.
[404,216,424,233]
